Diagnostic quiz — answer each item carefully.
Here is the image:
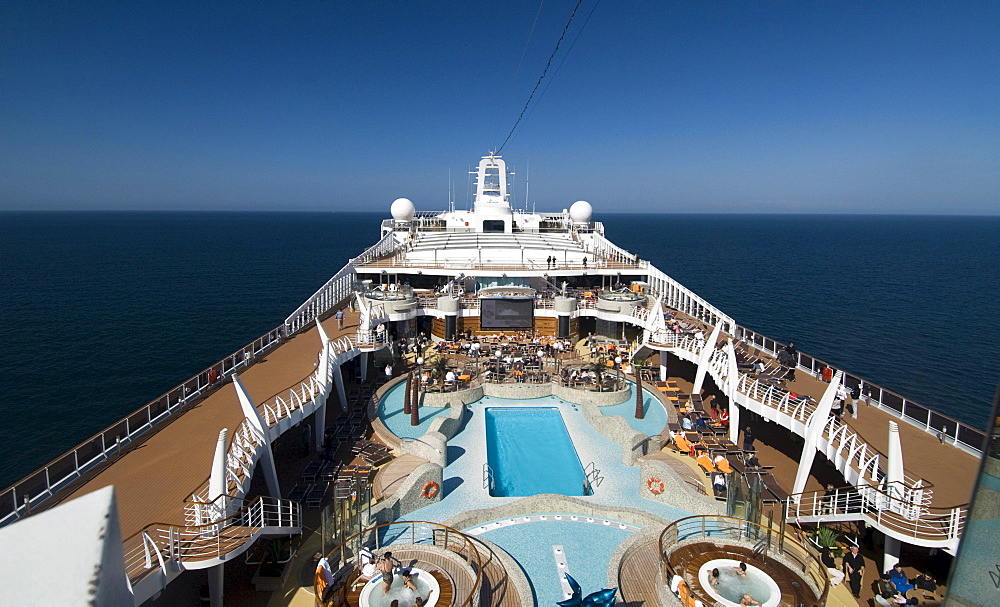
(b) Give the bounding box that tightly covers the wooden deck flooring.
[57,309,365,540]
[668,542,823,606]
[661,348,980,508]
[373,454,428,501]
[617,537,663,607]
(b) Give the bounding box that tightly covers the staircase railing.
[787,484,964,549]
[123,495,301,583]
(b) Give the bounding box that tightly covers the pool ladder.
[584,462,604,495]
[483,463,495,494]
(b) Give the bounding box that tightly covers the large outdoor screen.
[480,298,534,329]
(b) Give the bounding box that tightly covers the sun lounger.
[287,483,311,503]
[302,461,322,483]
[673,434,694,455]
[714,457,733,474]
[305,483,328,508]
[695,453,718,475]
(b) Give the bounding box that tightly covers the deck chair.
[673,434,694,455]
[713,455,733,474]
[302,461,322,483]
[695,453,718,475]
[305,483,328,508]
[287,483,311,503]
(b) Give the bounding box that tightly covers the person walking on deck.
[843,544,865,598]
[335,309,345,330]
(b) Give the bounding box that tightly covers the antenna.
[526,160,530,212]
[448,169,454,213]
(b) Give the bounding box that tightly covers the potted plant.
[814,527,842,557]
[251,537,296,591]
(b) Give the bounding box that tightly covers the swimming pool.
[474,516,634,607]
[485,407,588,497]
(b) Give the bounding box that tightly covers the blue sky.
[1,1,997,213]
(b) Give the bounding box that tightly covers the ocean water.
[1,212,997,489]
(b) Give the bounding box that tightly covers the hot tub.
[358,566,440,607]
[697,559,781,607]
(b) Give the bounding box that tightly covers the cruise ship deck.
[1,154,988,607]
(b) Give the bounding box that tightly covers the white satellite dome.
[569,200,593,223]
[390,197,415,221]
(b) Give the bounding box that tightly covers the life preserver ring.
[647,477,665,494]
[421,481,440,499]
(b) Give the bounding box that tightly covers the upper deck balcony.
[355,229,644,274]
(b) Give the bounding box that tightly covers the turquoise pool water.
[475,517,633,606]
[485,407,587,497]
[597,383,666,436]
[377,381,453,439]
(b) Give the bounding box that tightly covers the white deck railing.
[642,327,969,548]
[0,325,284,528]
[124,495,301,588]
[283,262,358,335]
[643,263,737,334]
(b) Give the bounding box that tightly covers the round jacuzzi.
[697,559,781,607]
[358,567,440,607]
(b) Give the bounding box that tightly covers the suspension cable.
[496,0,585,153]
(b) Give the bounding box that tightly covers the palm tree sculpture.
[410,368,420,426]
[403,371,412,415]
[633,358,646,419]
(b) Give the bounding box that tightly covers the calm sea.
[1,212,997,488]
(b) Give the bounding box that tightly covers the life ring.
[647,477,665,494]
[421,481,440,499]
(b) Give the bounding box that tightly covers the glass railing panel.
[905,403,929,426]
[882,391,904,414]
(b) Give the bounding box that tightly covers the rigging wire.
[509,0,602,144]
[492,0,547,151]
[496,0,586,154]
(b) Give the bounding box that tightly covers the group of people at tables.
[820,543,939,605]
[874,563,939,605]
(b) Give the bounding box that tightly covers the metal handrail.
[659,514,830,607]
[122,495,301,582]
[0,323,285,528]
[324,521,483,607]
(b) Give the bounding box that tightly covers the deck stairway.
[785,484,963,549]
[123,495,301,605]
[639,324,968,552]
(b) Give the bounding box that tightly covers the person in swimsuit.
[380,551,399,594]
[739,593,761,606]
[733,562,748,576]
[709,568,721,587]
[401,568,417,591]
[414,589,434,607]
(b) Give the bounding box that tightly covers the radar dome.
[569,200,593,223]
[390,197,415,221]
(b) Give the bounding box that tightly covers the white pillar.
[360,351,369,382]
[659,360,668,382]
[692,323,721,394]
[314,321,333,450]
[886,421,904,488]
[233,375,281,498]
[792,371,841,497]
[208,563,224,607]
[208,429,228,520]
[333,363,348,412]
[883,536,902,575]
[725,340,741,444]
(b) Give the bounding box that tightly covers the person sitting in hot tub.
[733,562,748,576]
[401,568,417,591]
[708,568,721,587]
[739,593,761,606]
